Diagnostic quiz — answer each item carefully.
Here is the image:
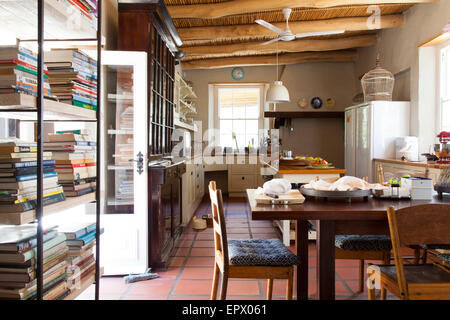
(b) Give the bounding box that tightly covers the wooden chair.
[367,204,450,300]
[208,181,298,300]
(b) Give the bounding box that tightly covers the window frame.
[213,83,265,150]
[437,40,450,132]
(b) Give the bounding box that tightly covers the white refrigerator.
[345,101,410,182]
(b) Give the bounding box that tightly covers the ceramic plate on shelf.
[297,97,308,109]
[325,98,336,109]
[310,97,323,109]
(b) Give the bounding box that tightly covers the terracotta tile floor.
[78,196,398,300]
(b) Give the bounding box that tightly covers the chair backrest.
[386,204,450,299]
[208,181,229,269]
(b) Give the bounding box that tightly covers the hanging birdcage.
[361,55,395,102]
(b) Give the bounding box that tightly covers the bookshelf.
[0,0,102,300]
[0,192,96,225]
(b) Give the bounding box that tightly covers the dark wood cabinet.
[118,0,184,270]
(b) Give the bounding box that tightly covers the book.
[64,187,94,197]
[0,191,66,212]
[68,241,95,256]
[0,245,68,271]
[0,160,55,169]
[0,152,52,159]
[66,248,93,269]
[0,224,58,251]
[0,234,66,264]
[0,269,66,299]
[58,221,96,240]
[0,230,58,252]
[66,230,99,247]
[0,260,67,283]
[47,132,89,142]
[55,129,91,135]
[0,166,54,177]
[51,152,95,161]
[0,170,57,183]
[0,175,58,190]
[0,146,37,153]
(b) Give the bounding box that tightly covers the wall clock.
[231,67,245,81]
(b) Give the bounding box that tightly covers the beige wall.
[355,0,450,153]
[182,62,355,167]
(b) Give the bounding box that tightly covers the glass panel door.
[100,51,148,275]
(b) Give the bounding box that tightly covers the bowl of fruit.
[308,157,333,168]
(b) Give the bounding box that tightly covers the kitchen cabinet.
[118,0,184,270]
[181,160,205,226]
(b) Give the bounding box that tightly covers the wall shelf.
[0,192,96,225]
[264,111,345,119]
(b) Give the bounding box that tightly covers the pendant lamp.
[266,43,290,104]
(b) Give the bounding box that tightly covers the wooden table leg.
[316,220,335,300]
[295,220,309,300]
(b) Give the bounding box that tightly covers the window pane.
[232,105,246,119]
[245,120,258,135]
[246,135,259,148]
[442,100,450,131]
[220,120,233,134]
[235,134,246,148]
[219,88,233,105]
[246,105,259,118]
[219,105,233,119]
[232,120,246,134]
[220,134,233,148]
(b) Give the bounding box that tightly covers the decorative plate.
[297,97,308,109]
[325,98,336,109]
[231,67,245,81]
[310,97,323,109]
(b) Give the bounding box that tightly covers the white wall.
[355,0,450,154]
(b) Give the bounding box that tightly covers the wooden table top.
[246,189,450,221]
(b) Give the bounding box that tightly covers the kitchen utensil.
[300,185,371,202]
[255,189,305,204]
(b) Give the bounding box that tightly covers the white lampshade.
[266,81,290,103]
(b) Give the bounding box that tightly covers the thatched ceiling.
[163,0,433,69]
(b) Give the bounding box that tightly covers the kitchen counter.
[278,166,346,175]
[374,158,449,169]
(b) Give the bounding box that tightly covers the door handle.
[129,151,144,175]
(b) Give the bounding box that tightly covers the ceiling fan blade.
[295,30,345,39]
[261,38,281,46]
[255,19,285,35]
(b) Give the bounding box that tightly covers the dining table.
[246,189,450,300]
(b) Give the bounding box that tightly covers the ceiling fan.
[256,8,346,46]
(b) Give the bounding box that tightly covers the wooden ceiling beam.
[181,50,357,70]
[183,35,376,57]
[168,0,435,19]
[177,15,402,41]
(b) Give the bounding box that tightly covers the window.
[215,86,263,150]
[440,44,450,131]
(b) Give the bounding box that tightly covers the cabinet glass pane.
[105,66,135,214]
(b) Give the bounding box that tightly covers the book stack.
[44,131,96,197]
[44,49,97,110]
[0,45,51,96]
[57,221,101,292]
[67,0,98,24]
[0,224,69,300]
[0,139,66,213]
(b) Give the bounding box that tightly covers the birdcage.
[361,55,395,102]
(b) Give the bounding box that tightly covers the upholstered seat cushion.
[437,254,450,264]
[228,239,299,266]
[335,235,392,251]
